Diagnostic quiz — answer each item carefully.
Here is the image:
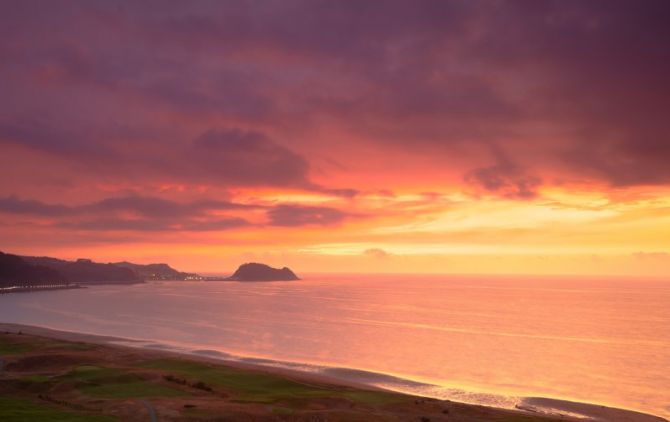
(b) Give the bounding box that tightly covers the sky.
[1,0,669,276]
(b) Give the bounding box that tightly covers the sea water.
[1,274,668,419]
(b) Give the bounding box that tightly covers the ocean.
[1,274,668,419]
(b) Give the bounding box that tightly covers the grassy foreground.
[0,332,565,421]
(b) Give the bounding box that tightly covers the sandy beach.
[1,322,666,422]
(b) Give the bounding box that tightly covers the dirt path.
[140,399,158,422]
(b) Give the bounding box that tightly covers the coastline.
[0,284,84,295]
[1,322,666,422]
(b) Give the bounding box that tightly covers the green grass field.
[61,365,185,398]
[0,398,116,422]
[138,358,406,405]
[0,336,93,355]
[45,341,96,351]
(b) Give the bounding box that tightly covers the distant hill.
[22,255,141,285]
[2,250,202,286]
[0,252,64,287]
[114,261,198,280]
[226,263,299,281]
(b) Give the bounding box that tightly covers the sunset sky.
[1,1,669,275]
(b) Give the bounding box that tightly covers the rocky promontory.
[226,263,299,281]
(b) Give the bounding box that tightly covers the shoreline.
[1,322,666,422]
[0,284,84,295]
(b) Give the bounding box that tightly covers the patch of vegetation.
[0,336,33,355]
[13,375,54,393]
[21,374,52,383]
[181,407,217,419]
[61,365,185,399]
[0,398,115,422]
[62,365,119,380]
[164,374,214,392]
[339,390,404,405]
[45,341,96,351]
[79,382,184,399]
[271,407,294,415]
[180,406,259,420]
[0,336,93,356]
[139,358,407,405]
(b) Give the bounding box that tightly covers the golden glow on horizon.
[5,184,667,277]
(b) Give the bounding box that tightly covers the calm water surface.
[1,274,668,418]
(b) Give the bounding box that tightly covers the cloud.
[0,196,72,216]
[464,148,542,199]
[632,252,670,261]
[266,204,348,227]
[468,0,670,187]
[60,217,249,232]
[465,165,541,200]
[0,120,114,157]
[0,195,253,232]
[0,195,250,219]
[86,196,252,219]
[0,122,356,194]
[0,195,352,232]
[188,129,311,188]
[1,0,670,213]
[363,248,389,259]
